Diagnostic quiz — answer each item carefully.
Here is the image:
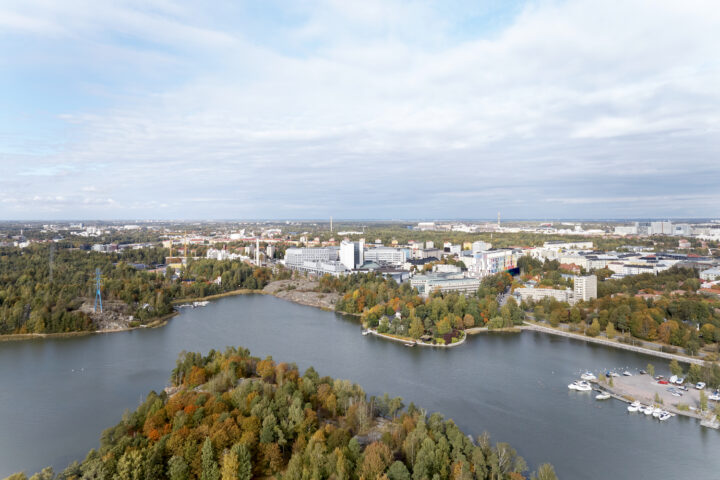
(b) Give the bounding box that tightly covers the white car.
[695,382,706,390]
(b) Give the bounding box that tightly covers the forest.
[518,262,720,356]
[322,272,523,344]
[5,347,557,480]
[0,244,283,335]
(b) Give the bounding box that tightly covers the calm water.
[1,295,718,479]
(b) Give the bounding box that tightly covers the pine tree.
[201,438,220,480]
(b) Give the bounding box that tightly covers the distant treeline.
[0,244,286,335]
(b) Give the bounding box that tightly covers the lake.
[0,294,718,479]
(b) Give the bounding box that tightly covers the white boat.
[596,393,611,400]
[581,372,597,381]
[575,381,592,391]
[361,330,370,336]
[608,372,620,377]
[568,382,579,390]
[643,405,654,415]
[652,407,663,418]
[622,371,632,376]
[659,412,671,421]
[627,401,640,413]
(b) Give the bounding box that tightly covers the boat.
[639,369,647,375]
[568,382,579,390]
[622,371,632,376]
[404,342,415,348]
[192,301,209,307]
[708,392,720,401]
[596,392,611,400]
[581,372,597,381]
[609,372,620,377]
[575,381,592,391]
[361,330,370,336]
[652,407,663,418]
[643,406,654,415]
[659,412,671,421]
[627,401,640,413]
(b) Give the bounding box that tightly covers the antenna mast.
[94,268,103,313]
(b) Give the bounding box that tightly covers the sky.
[1,0,719,221]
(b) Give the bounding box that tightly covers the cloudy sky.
[1,0,719,220]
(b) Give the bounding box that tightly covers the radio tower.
[94,268,103,313]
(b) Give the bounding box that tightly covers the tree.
[233,443,252,480]
[168,456,189,480]
[700,390,708,412]
[605,322,616,339]
[647,363,655,377]
[586,319,600,337]
[531,463,558,480]
[409,317,424,339]
[387,461,411,480]
[221,450,239,480]
[201,438,220,480]
[360,442,393,479]
[669,359,683,377]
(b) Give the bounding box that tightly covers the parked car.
[696,382,706,390]
[659,380,670,385]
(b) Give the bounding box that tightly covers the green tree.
[669,359,683,377]
[168,456,189,480]
[201,438,220,480]
[387,461,411,480]
[409,317,424,339]
[531,463,558,480]
[647,363,655,377]
[605,322,617,339]
[586,319,600,337]
[700,390,708,412]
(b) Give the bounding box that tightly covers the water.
[0,294,718,479]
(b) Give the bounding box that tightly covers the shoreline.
[521,321,705,365]
[0,291,713,366]
[365,328,467,348]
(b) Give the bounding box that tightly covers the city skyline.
[2,0,720,220]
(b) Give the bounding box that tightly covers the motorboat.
[581,372,597,381]
[596,392,611,400]
[658,412,671,421]
[361,330,371,336]
[569,381,592,391]
[639,369,647,375]
[622,371,632,376]
[609,372,620,377]
[403,342,415,348]
[576,381,592,391]
[643,405,654,415]
[652,407,663,418]
[627,401,640,413]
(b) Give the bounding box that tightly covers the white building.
[543,241,594,250]
[700,267,720,281]
[411,273,481,297]
[465,249,515,278]
[340,240,365,270]
[364,247,406,265]
[285,247,339,267]
[650,221,673,235]
[472,241,492,253]
[574,275,597,303]
[514,287,573,304]
[614,225,638,236]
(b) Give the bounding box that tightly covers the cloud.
[1,0,719,219]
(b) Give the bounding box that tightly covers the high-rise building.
[574,275,597,303]
[340,240,364,270]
